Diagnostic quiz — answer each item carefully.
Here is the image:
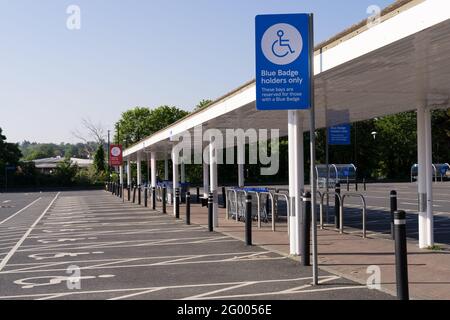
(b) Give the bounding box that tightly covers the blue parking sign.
[328,124,351,145]
[255,14,312,110]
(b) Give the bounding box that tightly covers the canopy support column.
[209,137,219,227]
[417,107,428,248]
[203,161,209,197]
[181,161,186,183]
[164,154,169,181]
[238,165,245,188]
[150,152,157,188]
[126,159,131,187]
[295,112,305,255]
[119,165,124,186]
[136,153,142,187]
[288,110,303,255]
[172,147,179,217]
[424,107,434,247]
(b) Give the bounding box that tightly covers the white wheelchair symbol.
[272,30,295,58]
[15,274,115,289]
[261,23,303,66]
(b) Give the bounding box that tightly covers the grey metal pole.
[308,13,318,286]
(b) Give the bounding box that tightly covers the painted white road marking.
[0,193,59,271]
[0,198,42,225]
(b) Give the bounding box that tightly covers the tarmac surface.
[0,190,392,300]
[325,182,450,246]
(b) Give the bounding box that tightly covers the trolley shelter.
[122,0,450,255]
[316,164,357,188]
[411,163,450,182]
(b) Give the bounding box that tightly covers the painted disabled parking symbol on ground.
[29,251,104,261]
[15,274,115,289]
[261,23,303,65]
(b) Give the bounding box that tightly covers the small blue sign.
[440,166,448,175]
[255,14,312,110]
[328,124,351,145]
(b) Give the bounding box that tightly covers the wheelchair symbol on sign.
[261,23,303,66]
[272,30,295,58]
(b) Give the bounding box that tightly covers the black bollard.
[127,185,131,202]
[301,192,311,266]
[144,187,148,207]
[346,178,350,192]
[162,187,167,214]
[363,178,367,191]
[245,195,252,246]
[335,183,341,229]
[221,186,226,209]
[208,192,214,232]
[132,187,136,203]
[390,191,398,240]
[355,181,358,192]
[175,188,180,219]
[152,187,156,210]
[186,192,191,225]
[138,186,141,205]
[196,187,200,204]
[394,210,409,300]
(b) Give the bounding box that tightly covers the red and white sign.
[109,144,123,166]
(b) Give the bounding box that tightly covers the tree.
[194,99,213,112]
[373,112,418,179]
[115,106,189,147]
[93,144,106,173]
[72,118,107,156]
[55,157,79,186]
[0,127,22,170]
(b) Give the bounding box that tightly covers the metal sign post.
[307,14,319,286]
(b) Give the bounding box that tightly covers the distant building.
[32,156,93,174]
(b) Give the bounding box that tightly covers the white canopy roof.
[124,0,450,161]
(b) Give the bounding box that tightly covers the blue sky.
[0,0,394,143]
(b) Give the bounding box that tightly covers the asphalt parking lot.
[326,182,450,246]
[0,190,392,300]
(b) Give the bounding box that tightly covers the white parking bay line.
[0,193,60,272]
[0,198,42,225]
